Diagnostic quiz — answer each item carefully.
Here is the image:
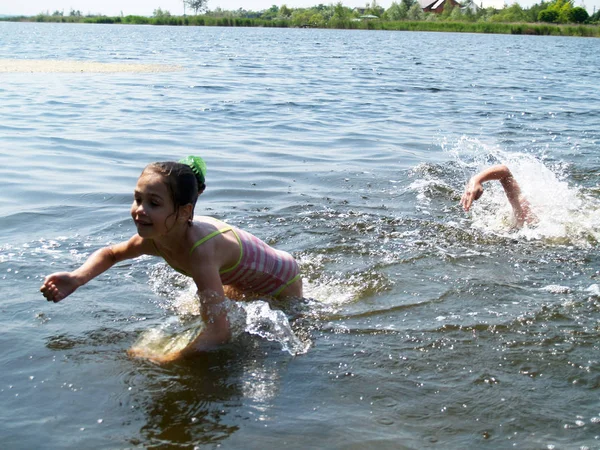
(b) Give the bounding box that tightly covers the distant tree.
[279,4,292,17]
[310,12,326,26]
[153,8,171,18]
[544,0,574,23]
[320,4,336,21]
[568,6,589,22]
[333,2,348,20]
[407,2,425,20]
[387,2,407,20]
[260,5,279,19]
[402,0,415,9]
[449,5,463,20]
[489,3,527,22]
[505,3,527,21]
[185,0,208,15]
[462,6,476,22]
[291,9,311,25]
[208,7,224,16]
[365,0,384,16]
[440,0,456,19]
[329,1,353,25]
[538,8,559,21]
[525,1,549,22]
[235,8,259,18]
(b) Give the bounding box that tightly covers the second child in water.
[40,157,303,360]
[461,164,536,227]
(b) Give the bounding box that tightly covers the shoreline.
[1,16,599,38]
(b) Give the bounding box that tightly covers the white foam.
[446,137,600,246]
[585,284,600,297]
[539,285,571,294]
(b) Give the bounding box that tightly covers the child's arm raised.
[40,234,154,303]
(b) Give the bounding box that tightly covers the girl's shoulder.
[188,216,235,250]
[111,234,159,259]
[193,215,228,226]
[192,216,236,235]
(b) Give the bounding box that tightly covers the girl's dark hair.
[143,161,206,223]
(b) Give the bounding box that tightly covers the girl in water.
[40,157,303,360]
[461,164,536,227]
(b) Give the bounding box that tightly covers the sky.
[1,0,598,17]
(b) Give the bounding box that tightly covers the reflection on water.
[130,339,302,447]
[132,351,243,446]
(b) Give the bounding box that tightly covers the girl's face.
[131,171,177,238]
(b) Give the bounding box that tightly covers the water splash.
[240,301,310,355]
[444,136,600,246]
[130,316,206,360]
[139,264,310,358]
[303,278,358,306]
[585,284,600,297]
[297,252,394,307]
[540,285,571,294]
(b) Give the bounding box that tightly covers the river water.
[1,22,600,449]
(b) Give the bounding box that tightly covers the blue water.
[1,22,600,448]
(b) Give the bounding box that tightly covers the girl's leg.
[277,277,303,299]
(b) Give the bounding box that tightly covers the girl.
[461,164,536,227]
[40,156,303,360]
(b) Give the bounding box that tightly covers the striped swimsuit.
[157,223,301,297]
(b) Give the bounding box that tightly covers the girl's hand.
[40,272,81,303]
[461,178,484,212]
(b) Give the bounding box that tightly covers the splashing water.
[445,137,600,246]
[133,265,311,359]
[297,253,394,309]
[130,316,206,360]
[241,301,310,355]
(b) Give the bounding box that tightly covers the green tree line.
[3,0,599,36]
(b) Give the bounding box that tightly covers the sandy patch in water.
[0,59,183,73]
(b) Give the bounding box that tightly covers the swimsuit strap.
[189,225,234,256]
[189,224,244,275]
[218,227,243,275]
[271,273,302,298]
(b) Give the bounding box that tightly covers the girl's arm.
[40,234,153,303]
[461,164,534,226]
[182,255,232,353]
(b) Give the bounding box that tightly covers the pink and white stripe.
[220,227,299,295]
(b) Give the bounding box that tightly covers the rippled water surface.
[1,22,600,449]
